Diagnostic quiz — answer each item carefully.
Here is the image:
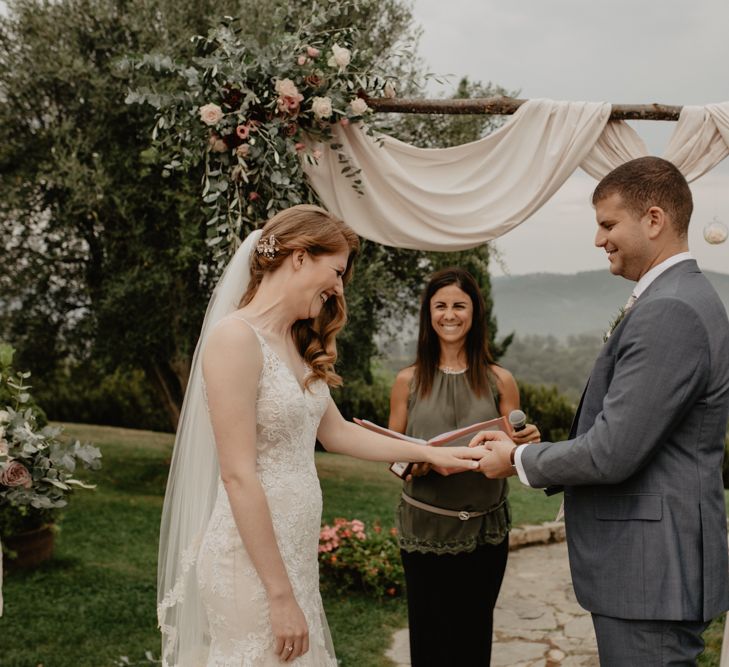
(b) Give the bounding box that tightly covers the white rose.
[703,221,728,245]
[328,43,351,71]
[349,98,369,116]
[384,81,396,99]
[199,103,223,126]
[274,78,300,99]
[311,96,333,120]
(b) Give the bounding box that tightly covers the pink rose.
[306,46,320,58]
[199,103,223,126]
[275,78,299,98]
[274,79,304,114]
[0,460,32,488]
[235,124,250,140]
[297,55,307,66]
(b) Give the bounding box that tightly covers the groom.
[475,156,729,665]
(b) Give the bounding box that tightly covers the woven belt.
[401,492,500,521]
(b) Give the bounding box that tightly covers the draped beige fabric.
[303,99,729,251]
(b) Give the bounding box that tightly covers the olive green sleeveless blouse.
[396,368,511,555]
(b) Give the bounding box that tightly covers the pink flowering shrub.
[318,518,403,597]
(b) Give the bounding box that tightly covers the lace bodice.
[195,317,336,666]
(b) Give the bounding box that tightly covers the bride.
[157,205,487,666]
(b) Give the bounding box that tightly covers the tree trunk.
[145,360,185,431]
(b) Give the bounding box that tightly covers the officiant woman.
[388,267,540,666]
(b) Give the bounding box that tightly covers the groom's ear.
[645,205,668,240]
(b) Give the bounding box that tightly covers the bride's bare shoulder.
[203,317,263,377]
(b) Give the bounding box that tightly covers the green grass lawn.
[0,423,726,666]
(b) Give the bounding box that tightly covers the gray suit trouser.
[592,614,710,666]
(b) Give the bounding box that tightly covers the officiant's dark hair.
[413,267,495,399]
[592,156,693,237]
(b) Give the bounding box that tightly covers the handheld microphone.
[508,409,527,432]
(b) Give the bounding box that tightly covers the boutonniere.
[603,307,626,343]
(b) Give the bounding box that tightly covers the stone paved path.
[386,541,599,666]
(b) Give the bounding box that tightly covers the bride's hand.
[425,445,487,470]
[270,594,309,662]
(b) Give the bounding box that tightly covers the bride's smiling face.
[295,249,349,319]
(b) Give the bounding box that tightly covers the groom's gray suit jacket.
[522,259,729,622]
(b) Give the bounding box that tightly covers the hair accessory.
[256,234,277,259]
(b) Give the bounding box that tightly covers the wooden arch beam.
[366,95,684,121]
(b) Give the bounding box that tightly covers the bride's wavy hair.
[239,204,359,388]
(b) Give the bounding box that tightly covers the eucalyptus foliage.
[0,344,101,537]
[126,6,405,261]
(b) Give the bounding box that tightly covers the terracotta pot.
[3,524,55,571]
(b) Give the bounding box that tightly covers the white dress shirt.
[513,251,694,487]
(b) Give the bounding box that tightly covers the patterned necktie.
[624,292,638,311]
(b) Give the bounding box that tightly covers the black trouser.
[400,538,509,667]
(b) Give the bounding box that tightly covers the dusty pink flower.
[0,460,32,488]
[304,73,323,88]
[294,142,306,152]
[275,79,303,114]
[208,134,227,153]
[285,122,298,137]
[235,124,250,140]
[199,103,223,126]
[306,46,320,58]
[297,55,307,66]
[248,191,260,202]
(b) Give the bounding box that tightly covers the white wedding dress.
[196,317,337,666]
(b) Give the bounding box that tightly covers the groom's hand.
[468,430,517,478]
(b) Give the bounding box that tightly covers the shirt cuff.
[513,444,534,487]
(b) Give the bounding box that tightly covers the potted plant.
[0,343,102,570]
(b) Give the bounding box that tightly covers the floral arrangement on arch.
[0,343,102,541]
[126,11,398,262]
[318,517,403,597]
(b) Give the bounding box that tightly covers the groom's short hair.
[592,156,693,237]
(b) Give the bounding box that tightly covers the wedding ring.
[287,646,294,652]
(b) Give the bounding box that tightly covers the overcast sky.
[411,0,729,276]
